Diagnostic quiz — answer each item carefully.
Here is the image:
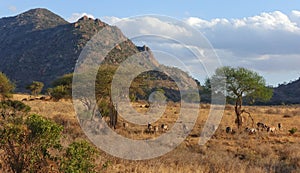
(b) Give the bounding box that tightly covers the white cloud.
[68,12,95,23]
[187,11,299,32]
[185,11,300,57]
[111,16,193,38]
[100,11,300,85]
[101,16,122,25]
[290,10,300,26]
[244,11,298,31]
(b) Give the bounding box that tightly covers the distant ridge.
[0,8,160,91]
[0,8,195,103]
[268,78,300,105]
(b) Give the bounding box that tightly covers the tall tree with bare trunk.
[206,66,273,128]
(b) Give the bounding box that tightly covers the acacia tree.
[0,72,15,101]
[26,81,44,96]
[207,66,273,128]
[52,66,118,128]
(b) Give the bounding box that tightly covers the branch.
[241,109,254,127]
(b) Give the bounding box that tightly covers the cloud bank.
[101,11,300,85]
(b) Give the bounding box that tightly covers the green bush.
[0,102,101,172]
[0,100,31,112]
[0,112,63,172]
[60,140,97,173]
[0,100,31,123]
[48,73,73,101]
[289,127,297,135]
[48,85,70,101]
[0,72,15,100]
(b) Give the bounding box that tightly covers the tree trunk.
[241,110,254,127]
[109,99,117,129]
[235,97,243,128]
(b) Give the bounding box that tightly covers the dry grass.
[7,94,300,172]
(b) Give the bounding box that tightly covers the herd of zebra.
[226,122,282,135]
[138,121,281,135]
[145,122,169,134]
[121,122,169,134]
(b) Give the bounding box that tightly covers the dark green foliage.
[0,100,31,119]
[209,66,273,103]
[98,99,110,117]
[0,72,15,100]
[0,102,99,172]
[289,127,297,135]
[60,140,97,173]
[270,78,300,105]
[26,81,44,96]
[48,85,70,101]
[207,66,273,128]
[48,74,73,100]
[52,73,73,88]
[0,111,63,172]
[182,92,200,103]
[26,114,63,152]
[95,65,118,99]
[0,100,31,112]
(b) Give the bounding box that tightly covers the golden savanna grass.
[9,94,300,172]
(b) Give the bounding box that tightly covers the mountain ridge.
[0,8,160,92]
[0,8,195,102]
[1,8,298,104]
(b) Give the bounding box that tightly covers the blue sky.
[1,0,299,20]
[1,1,300,86]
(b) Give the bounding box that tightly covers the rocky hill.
[268,78,300,105]
[0,8,159,91]
[0,8,198,102]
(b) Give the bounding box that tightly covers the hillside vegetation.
[269,78,300,105]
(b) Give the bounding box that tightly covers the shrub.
[60,140,97,173]
[289,128,297,135]
[0,112,63,172]
[48,85,70,101]
[0,72,15,100]
[0,100,31,112]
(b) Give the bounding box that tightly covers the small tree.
[48,85,69,101]
[48,73,73,101]
[207,66,273,128]
[26,81,44,96]
[0,72,15,100]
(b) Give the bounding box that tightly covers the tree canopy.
[26,81,44,96]
[207,66,273,128]
[0,72,15,100]
[48,73,73,100]
[209,66,272,103]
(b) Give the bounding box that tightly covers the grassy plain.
[9,94,300,173]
